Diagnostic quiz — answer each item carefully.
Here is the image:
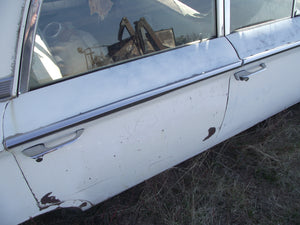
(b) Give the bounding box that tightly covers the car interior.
[29,0,216,89]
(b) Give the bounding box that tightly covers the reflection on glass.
[230,0,294,32]
[296,0,300,16]
[29,0,216,90]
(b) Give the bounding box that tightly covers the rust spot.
[203,127,216,141]
[41,192,61,204]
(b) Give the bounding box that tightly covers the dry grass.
[23,103,300,225]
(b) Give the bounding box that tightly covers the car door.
[219,0,300,140]
[3,0,240,212]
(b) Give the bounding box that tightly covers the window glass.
[296,0,300,16]
[230,0,294,32]
[29,0,216,90]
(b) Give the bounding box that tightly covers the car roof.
[0,1,28,80]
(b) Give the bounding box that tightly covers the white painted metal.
[226,17,300,64]
[4,38,240,138]
[219,48,300,141]
[0,151,39,225]
[2,15,240,220]
[0,4,35,218]
[217,4,300,166]
[4,33,240,213]
[219,15,300,141]
[5,59,241,149]
[0,1,27,79]
[9,71,231,210]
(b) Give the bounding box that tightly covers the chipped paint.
[203,127,216,141]
[41,192,61,205]
[38,199,93,212]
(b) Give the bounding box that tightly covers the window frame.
[19,0,42,94]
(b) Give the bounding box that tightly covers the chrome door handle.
[234,63,266,81]
[22,129,84,160]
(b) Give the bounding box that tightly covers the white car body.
[0,0,299,224]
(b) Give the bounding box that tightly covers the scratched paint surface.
[10,72,230,211]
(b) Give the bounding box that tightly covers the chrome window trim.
[12,0,32,97]
[19,0,42,94]
[4,61,241,149]
[224,0,230,35]
[216,0,225,37]
[292,0,297,16]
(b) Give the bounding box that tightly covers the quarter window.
[230,0,294,32]
[29,0,216,90]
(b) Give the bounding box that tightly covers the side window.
[296,0,300,16]
[230,0,294,32]
[29,0,216,90]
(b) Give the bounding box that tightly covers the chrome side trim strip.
[4,61,241,149]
